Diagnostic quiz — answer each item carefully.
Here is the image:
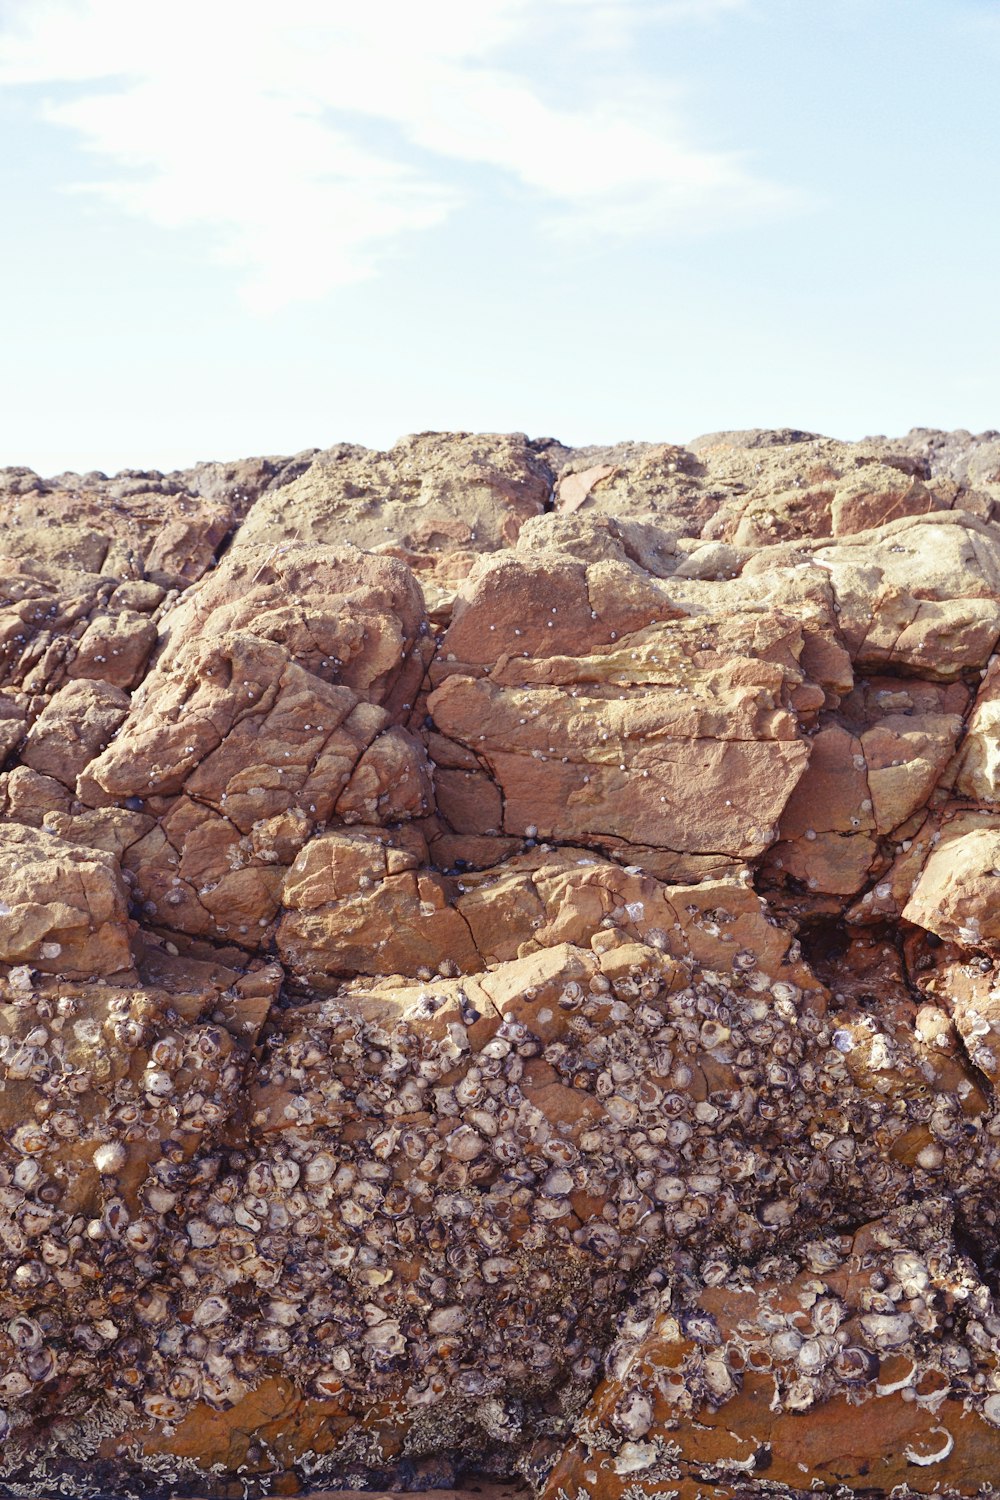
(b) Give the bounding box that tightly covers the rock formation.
[1,426,1000,1496]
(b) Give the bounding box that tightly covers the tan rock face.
[0,825,132,975]
[80,546,435,949]
[428,536,817,871]
[5,426,1000,1498]
[233,432,554,616]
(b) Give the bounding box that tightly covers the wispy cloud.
[0,0,789,310]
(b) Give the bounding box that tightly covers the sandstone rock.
[797,511,1000,678]
[7,428,1000,1499]
[830,459,942,534]
[760,700,962,899]
[428,533,818,868]
[276,827,480,982]
[67,605,159,689]
[0,481,234,589]
[901,813,1000,950]
[157,542,430,715]
[80,545,434,950]
[955,653,1000,803]
[0,691,26,764]
[0,764,71,826]
[21,677,129,785]
[233,432,553,613]
[0,823,132,975]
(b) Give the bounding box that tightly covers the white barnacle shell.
[192,1294,230,1328]
[613,1441,658,1475]
[254,1324,291,1355]
[265,1298,299,1327]
[13,1159,41,1192]
[25,1348,56,1383]
[482,1256,516,1283]
[541,1166,574,1197]
[143,1068,174,1097]
[363,1319,404,1355]
[796,1337,831,1373]
[186,1219,218,1249]
[304,1152,336,1185]
[682,1313,721,1347]
[700,1019,731,1050]
[313,1371,343,1398]
[0,1371,32,1399]
[607,1095,639,1127]
[167,1363,201,1401]
[811,1297,845,1335]
[7,1317,42,1352]
[904,1427,954,1466]
[446,1125,485,1160]
[702,1354,735,1401]
[428,1305,466,1335]
[653,1176,685,1204]
[149,1036,180,1068]
[135,1289,170,1326]
[124,1218,159,1252]
[770,1328,803,1360]
[613,1389,653,1439]
[246,1162,273,1195]
[146,1185,178,1214]
[784,1375,817,1411]
[892,1252,929,1298]
[825,1135,857,1166]
[143,1394,185,1422]
[859,1311,912,1348]
[11,1123,47,1156]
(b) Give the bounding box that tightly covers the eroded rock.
[4,428,1000,1499]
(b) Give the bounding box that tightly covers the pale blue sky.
[1,0,997,475]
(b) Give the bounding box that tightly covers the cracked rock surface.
[2,427,1000,1497]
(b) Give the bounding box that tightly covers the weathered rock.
[428,530,819,871]
[156,542,430,715]
[6,427,1000,1499]
[901,812,1000,950]
[81,546,434,949]
[233,432,554,614]
[0,823,132,975]
[21,677,130,786]
[0,480,234,589]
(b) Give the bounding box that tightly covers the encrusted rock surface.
[2,427,1000,1497]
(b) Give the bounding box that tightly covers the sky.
[0,0,998,476]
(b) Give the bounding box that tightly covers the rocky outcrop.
[2,426,1000,1498]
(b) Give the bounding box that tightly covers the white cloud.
[0,0,788,310]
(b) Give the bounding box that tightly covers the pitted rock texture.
[2,427,1000,1498]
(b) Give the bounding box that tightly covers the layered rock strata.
[1,427,1000,1497]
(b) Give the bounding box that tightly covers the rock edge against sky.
[2,426,1000,1497]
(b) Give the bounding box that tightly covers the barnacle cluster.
[0,906,998,1495]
